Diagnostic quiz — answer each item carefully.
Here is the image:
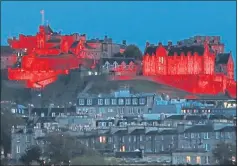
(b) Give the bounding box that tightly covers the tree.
[44,132,97,164]
[213,142,237,165]
[19,145,42,165]
[1,108,25,156]
[123,44,143,60]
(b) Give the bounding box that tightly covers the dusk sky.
[1,1,236,70]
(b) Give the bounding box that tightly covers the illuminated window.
[99,136,106,143]
[120,145,126,152]
[196,156,201,164]
[186,156,191,163]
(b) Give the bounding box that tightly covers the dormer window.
[125,98,131,105]
[105,99,110,105]
[98,99,103,105]
[132,98,138,105]
[113,61,118,68]
[118,98,124,105]
[87,99,92,105]
[79,99,85,106]
[139,98,146,105]
[105,61,110,69]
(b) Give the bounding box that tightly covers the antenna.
[40,10,45,25]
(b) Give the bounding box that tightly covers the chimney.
[158,42,162,46]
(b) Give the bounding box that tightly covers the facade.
[76,93,154,118]
[11,111,236,164]
[142,38,236,98]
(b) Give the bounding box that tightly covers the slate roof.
[216,126,236,132]
[159,129,177,135]
[184,125,214,133]
[101,57,135,65]
[130,129,145,135]
[47,38,61,43]
[167,45,205,56]
[185,115,208,121]
[216,53,231,64]
[209,114,230,120]
[166,115,184,120]
[114,130,128,135]
[146,130,159,135]
[144,45,205,56]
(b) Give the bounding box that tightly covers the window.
[118,98,124,105]
[161,145,164,151]
[186,156,191,163]
[205,144,210,151]
[205,156,210,164]
[196,156,201,164]
[108,108,114,113]
[87,99,92,105]
[16,146,20,153]
[227,132,231,138]
[215,132,220,139]
[16,135,20,142]
[132,98,138,105]
[129,108,133,114]
[98,99,103,105]
[140,135,143,141]
[111,99,117,105]
[184,133,188,138]
[120,108,124,114]
[139,98,146,105]
[204,132,209,139]
[26,135,30,142]
[125,98,131,105]
[52,112,55,117]
[79,99,85,105]
[105,99,110,105]
[191,133,194,138]
[41,112,44,117]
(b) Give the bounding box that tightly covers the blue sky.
[1,1,236,69]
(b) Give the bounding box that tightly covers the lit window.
[120,145,125,152]
[99,136,106,143]
[186,156,191,163]
[196,156,201,164]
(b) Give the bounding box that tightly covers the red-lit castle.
[5,23,237,98]
[142,37,236,98]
